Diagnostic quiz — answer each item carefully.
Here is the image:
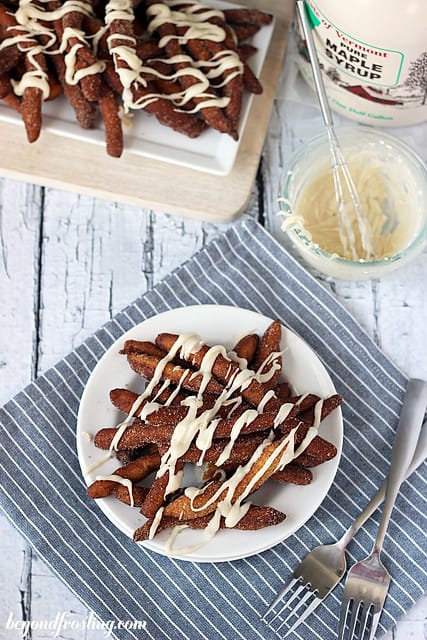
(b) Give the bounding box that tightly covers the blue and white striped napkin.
[1,218,426,640]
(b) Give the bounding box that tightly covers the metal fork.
[262,379,427,638]
[337,378,427,640]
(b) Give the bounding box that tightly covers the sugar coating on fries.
[87,320,341,553]
[0,0,273,155]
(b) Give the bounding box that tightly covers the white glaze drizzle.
[149,506,165,539]
[60,27,106,84]
[95,473,134,507]
[84,451,113,474]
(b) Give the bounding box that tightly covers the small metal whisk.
[296,1,376,261]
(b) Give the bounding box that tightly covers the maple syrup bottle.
[295,0,427,126]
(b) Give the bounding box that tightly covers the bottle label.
[306,0,403,87]
[295,0,427,124]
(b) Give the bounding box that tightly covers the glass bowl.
[278,127,427,280]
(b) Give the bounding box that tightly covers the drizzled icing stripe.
[146,2,225,44]
[15,0,94,26]
[60,27,106,85]
[95,474,134,507]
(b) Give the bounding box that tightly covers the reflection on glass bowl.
[278,127,427,280]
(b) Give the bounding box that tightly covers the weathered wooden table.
[1,37,426,640]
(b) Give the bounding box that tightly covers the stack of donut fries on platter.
[87,320,341,547]
[0,0,273,156]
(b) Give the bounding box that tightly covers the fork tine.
[262,577,301,619]
[357,603,373,640]
[275,587,314,632]
[347,600,361,640]
[367,610,382,640]
[338,598,352,640]
[281,594,323,638]
[267,580,307,624]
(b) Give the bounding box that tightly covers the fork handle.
[340,417,427,548]
[374,379,427,551]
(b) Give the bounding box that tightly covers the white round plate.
[77,305,343,562]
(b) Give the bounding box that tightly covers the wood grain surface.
[0,25,426,640]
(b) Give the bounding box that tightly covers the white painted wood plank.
[0,179,43,406]
[0,178,44,639]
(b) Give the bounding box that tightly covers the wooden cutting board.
[1,1,294,223]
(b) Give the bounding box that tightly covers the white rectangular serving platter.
[0,1,274,176]
[0,0,293,222]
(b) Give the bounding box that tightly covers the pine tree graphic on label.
[405,52,427,105]
[326,67,341,83]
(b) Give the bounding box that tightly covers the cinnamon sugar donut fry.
[271,464,313,486]
[126,352,225,395]
[241,59,262,95]
[202,19,244,129]
[223,9,273,27]
[140,458,185,519]
[0,4,23,73]
[238,43,258,61]
[98,84,123,157]
[231,333,259,366]
[120,339,167,358]
[1,6,50,141]
[229,23,261,43]
[87,450,161,499]
[150,413,279,442]
[0,73,21,111]
[21,85,43,141]
[252,320,282,390]
[43,1,97,129]
[299,433,337,462]
[109,388,248,430]
[293,452,325,468]
[300,392,342,425]
[60,0,104,102]
[134,504,286,541]
[109,386,188,416]
[113,484,149,507]
[94,422,153,450]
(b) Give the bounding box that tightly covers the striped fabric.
[1,218,426,640]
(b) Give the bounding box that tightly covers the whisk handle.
[296,1,334,128]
